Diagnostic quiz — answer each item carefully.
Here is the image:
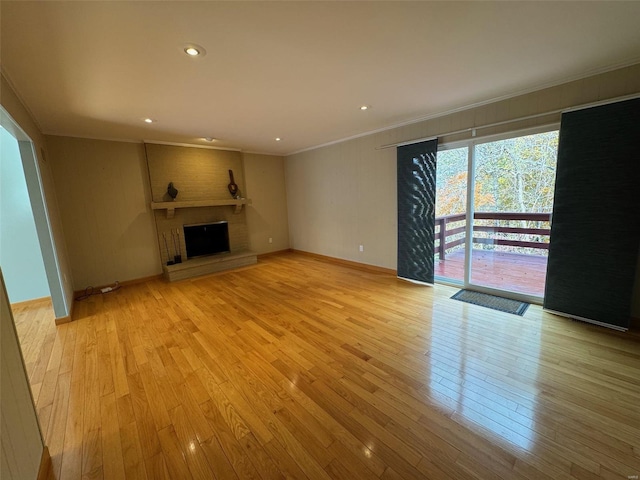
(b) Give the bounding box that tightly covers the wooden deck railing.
[435,212,551,260]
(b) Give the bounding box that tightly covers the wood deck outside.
[11,252,640,480]
[436,248,548,296]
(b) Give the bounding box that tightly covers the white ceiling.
[2,1,640,156]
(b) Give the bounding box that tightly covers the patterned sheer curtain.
[397,139,438,284]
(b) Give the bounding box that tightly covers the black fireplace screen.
[183,221,230,259]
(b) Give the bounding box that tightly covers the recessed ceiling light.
[275,137,282,141]
[202,137,216,142]
[144,118,155,123]
[360,105,370,111]
[184,44,206,57]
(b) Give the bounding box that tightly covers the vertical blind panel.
[544,98,640,329]
[397,139,438,284]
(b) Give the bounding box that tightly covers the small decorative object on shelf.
[227,170,240,199]
[167,182,178,200]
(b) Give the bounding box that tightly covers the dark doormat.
[451,289,529,316]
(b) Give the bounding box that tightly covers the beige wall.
[44,138,291,288]
[1,74,74,316]
[46,136,161,290]
[286,139,396,265]
[285,63,640,314]
[243,153,290,254]
[1,270,44,480]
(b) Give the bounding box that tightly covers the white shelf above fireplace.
[151,198,252,218]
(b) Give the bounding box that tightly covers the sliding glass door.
[435,128,559,300]
[434,146,468,284]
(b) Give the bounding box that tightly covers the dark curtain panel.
[544,98,640,329]
[397,139,438,284]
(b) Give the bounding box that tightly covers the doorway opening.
[434,127,559,301]
[0,107,68,319]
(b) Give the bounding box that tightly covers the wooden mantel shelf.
[151,198,252,218]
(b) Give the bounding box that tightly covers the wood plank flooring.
[12,252,640,480]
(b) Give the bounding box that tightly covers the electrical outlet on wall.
[359,245,364,252]
[268,237,273,244]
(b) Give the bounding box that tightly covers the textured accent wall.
[144,144,249,263]
[145,144,245,203]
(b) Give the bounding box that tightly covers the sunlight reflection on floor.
[425,298,541,452]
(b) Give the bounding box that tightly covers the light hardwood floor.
[12,252,640,480]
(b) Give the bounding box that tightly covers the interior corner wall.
[0,74,74,315]
[45,136,161,290]
[284,63,640,314]
[243,153,290,254]
[286,137,397,268]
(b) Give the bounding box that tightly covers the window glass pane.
[470,130,559,296]
[434,147,468,283]
[475,131,558,215]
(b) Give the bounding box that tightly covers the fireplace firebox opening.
[183,221,230,259]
